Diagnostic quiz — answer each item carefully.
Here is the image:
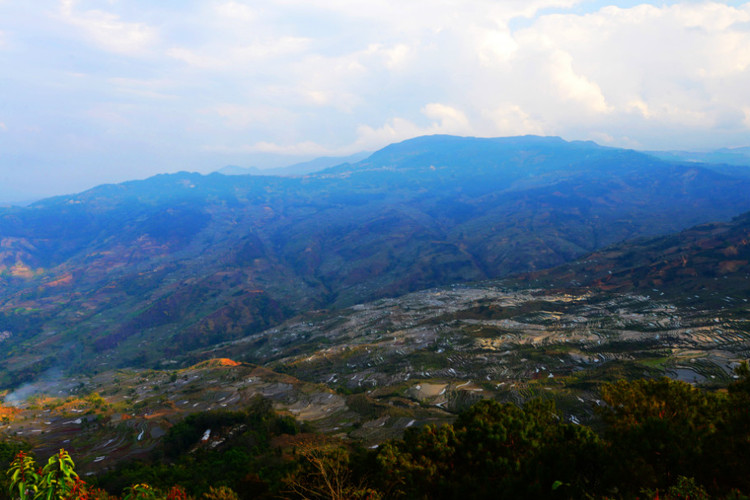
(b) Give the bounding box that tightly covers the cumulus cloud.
[547,50,612,114]
[2,0,750,199]
[422,103,471,134]
[352,104,472,151]
[215,1,257,22]
[483,104,546,136]
[501,1,750,148]
[353,118,427,151]
[58,0,157,55]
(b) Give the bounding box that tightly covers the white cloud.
[483,104,546,136]
[352,104,471,151]
[215,1,257,22]
[501,1,750,148]
[5,0,750,200]
[107,77,177,100]
[205,140,332,156]
[626,99,651,119]
[548,50,612,114]
[422,103,471,134]
[166,36,310,69]
[59,0,157,55]
[671,2,744,30]
[587,131,642,149]
[164,47,216,69]
[353,118,426,151]
[210,104,298,129]
[0,122,7,132]
[474,26,518,66]
[375,43,411,70]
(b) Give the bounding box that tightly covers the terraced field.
[0,358,449,473]
[201,283,750,415]
[2,281,749,473]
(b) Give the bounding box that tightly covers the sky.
[1,0,750,202]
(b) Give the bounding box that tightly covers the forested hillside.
[2,373,750,499]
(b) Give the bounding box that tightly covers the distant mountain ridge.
[216,151,371,177]
[648,147,750,168]
[2,135,750,386]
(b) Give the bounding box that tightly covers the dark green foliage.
[7,449,85,500]
[364,374,750,499]
[375,399,604,499]
[596,375,750,497]
[706,364,750,494]
[729,361,750,395]
[162,410,253,459]
[8,375,750,499]
[94,397,297,499]
[642,476,710,500]
[0,442,24,472]
[598,377,722,492]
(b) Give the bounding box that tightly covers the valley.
[2,136,750,385]
[0,135,749,489]
[6,1,750,494]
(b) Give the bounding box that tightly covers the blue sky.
[1,0,750,202]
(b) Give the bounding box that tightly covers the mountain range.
[2,135,750,388]
[216,151,371,177]
[3,201,750,474]
[2,135,750,481]
[648,146,750,169]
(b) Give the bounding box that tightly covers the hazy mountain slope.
[648,147,750,169]
[194,211,750,415]
[2,135,750,385]
[216,151,371,176]
[5,213,750,476]
[526,210,750,303]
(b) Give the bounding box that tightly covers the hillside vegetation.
[2,135,750,498]
[2,136,750,383]
[2,373,750,499]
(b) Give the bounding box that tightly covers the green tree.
[8,449,90,500]
[7,451,38,500]
[598,378,720,493]
[595,376,750,496]
[376,399,604,499]
[283,443,380,500]
[710,362,750,493]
